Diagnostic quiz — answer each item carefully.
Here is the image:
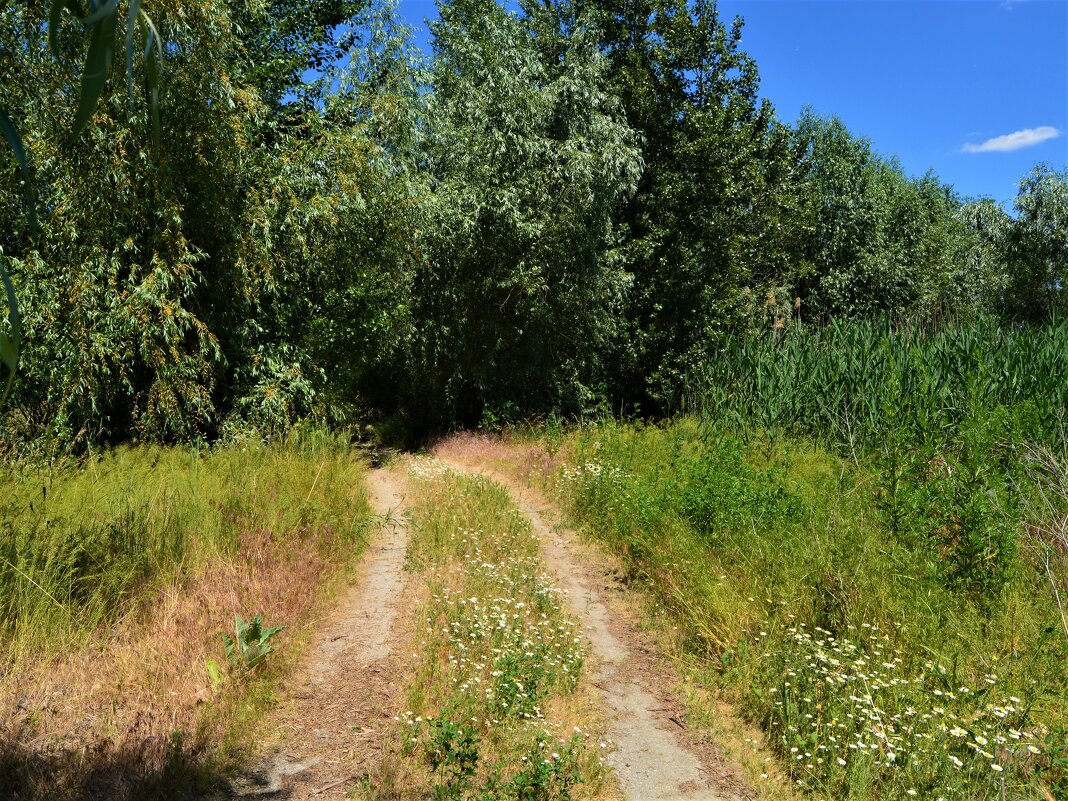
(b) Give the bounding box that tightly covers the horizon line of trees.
[1,0,1065,447]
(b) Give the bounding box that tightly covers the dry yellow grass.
[0,434,371,800]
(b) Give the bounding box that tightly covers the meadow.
[547,319,1068,801]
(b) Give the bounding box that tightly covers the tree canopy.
[0,0,1064,446]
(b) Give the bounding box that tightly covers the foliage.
[955,199,1013,313]
[566,0,803,413]
[697,316,1068,456]
[0,0,165,399]
[410,0,640,428]
[0,0,429,444]
[696,316,1068,598]
[788,110,975,321]
[554,419,1068,799]
[0,0,1064,442]
[223,613,285,672]
[1003,165,1068,323]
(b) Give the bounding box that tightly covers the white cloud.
[962,126,1062,153]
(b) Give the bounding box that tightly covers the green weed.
[223,614,285,672]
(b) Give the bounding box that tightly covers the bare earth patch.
[432,435,755,801]
[234,467,412,800]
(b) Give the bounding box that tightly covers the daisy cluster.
[408,456,457,480]
[428,575,584,718]
[399,467,600,795]
[755,621,1049,799]
[558,458,636,517]
[560,460,631,488]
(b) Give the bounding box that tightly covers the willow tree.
[0,0,425,445]
[1005,165,1068,323]
[410,0,641,427]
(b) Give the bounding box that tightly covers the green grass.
[698,316,1068,457]
[553,419,1067,801]
[372,458,611,801]
[0,426,367,653]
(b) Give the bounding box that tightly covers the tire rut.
[228,466,410,800]
[434,453,736,801]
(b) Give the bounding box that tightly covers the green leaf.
[259,625,285,645]
[223,632,237,662]
[245,613,262,642]
[140,10,162,62]
[71,5,121,142]
[49,0,66,53]
[48,0,72,53]
[0,109,37,232]
[82,0,120,28]
[144,21,162,151]
[0,259,21,406]
[0,110,28,178]
[48,0,83,54]
[125,0,143,101]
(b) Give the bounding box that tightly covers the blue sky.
[396,0,1066,206]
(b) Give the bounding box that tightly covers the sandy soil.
[433,437,754,801]
[229,467,411,800]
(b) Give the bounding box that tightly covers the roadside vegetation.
[547,320,1068,801]
[0,429,371,799]
[1,0,1065,799]
[371,460,611,800]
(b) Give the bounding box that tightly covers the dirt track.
[433,437,752,801]
[230,467,411,800]
[234,442,752,800]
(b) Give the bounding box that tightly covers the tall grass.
[695,317,1068,599]
[0,427,371,799]
[697,316,1068,456]
[0,427,366,654]
[554,420,1068,800]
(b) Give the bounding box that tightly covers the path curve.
[434,447,734,801]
